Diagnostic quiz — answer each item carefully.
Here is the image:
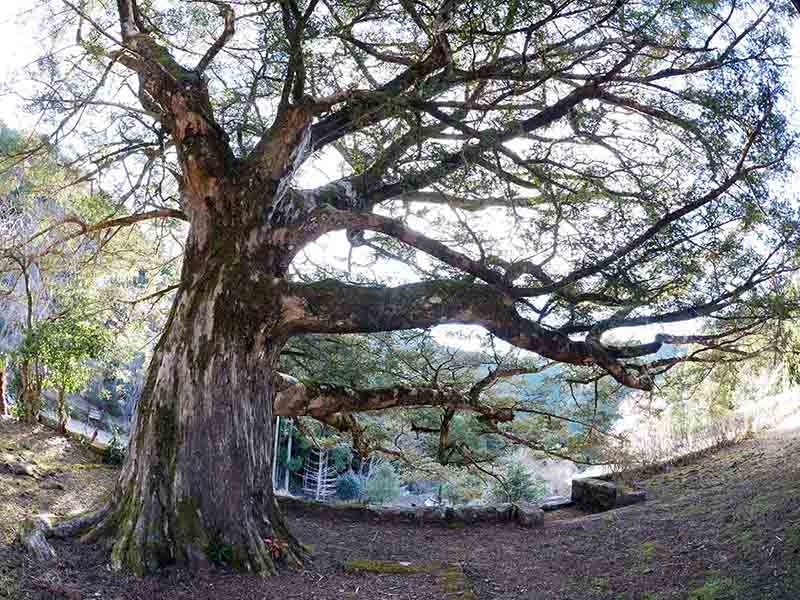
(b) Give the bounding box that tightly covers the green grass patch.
[641,541,657,562]
[343,559,442,574]
[687,575,737,600]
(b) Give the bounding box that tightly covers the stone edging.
[278,495,544,528]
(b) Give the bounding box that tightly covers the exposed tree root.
[17,505,109,561]
[0,458,41,478]
[18,497,310,576]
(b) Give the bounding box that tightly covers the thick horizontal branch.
[273,374,513,422]
[281,279,657,390]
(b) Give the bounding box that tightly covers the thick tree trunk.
[87,238,304,574]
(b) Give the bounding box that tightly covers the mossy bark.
[87,230,304,574]
[83,13,326,575]
[0,363,6,416]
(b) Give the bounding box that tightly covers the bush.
[489,462,548,505]
[336,473,361,501]
[439,472,484,506]
[103,425,127,465]
[364,463,401,504]
[8,400,24,419]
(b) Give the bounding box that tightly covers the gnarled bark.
[84,238,305,574]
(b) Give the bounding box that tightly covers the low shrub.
[103,425,127,465]
[336,473,361,501]
[489,462,548,505]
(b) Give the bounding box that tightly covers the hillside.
[1,414,799,599]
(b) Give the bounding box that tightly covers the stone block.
[515,502,545,528]
[494,503,514,522]
[572,477,617,511]
[415,507,446,523]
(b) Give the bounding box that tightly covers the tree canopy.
[4,0,800,575]
[12,0,797,387]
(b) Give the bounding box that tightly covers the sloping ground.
[0,419,117,545]
[1,415,799,599]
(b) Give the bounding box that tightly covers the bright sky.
[1,3,799,352]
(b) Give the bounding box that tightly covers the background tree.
[364,462,402,505]
[17,316,108,433]
[0,122,180,424]
[8,0,798,575]
[488,461,548,505]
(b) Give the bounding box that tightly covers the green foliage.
[439,471,485,506]
[18,316,109,397]
[103,425,127,465]
[206,537,233,566]
[687,576,737,600]
[329,445,352,472]
[364,463,401,505]
[489,462,548,505]
[335,473,361,501]
[8,399,24,419]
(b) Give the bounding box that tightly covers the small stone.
[515,503,544,528]
[494,503,514,522]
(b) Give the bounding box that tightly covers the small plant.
[336,473,361,501]
[263,537,290,561]
[8,399,24,419]
[103,425,127,465]
[641,541,656,562]
[206,537,233,565]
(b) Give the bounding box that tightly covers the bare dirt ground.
[1,414,799,599]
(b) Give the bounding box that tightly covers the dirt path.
[1,415,799,599]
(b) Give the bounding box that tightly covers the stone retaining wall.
[278,495,544,528]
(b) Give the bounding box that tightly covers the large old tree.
[9,0,798,574]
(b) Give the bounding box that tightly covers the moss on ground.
[343,559,442,574]
[343,559,476,598]
[687,575,737,600]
